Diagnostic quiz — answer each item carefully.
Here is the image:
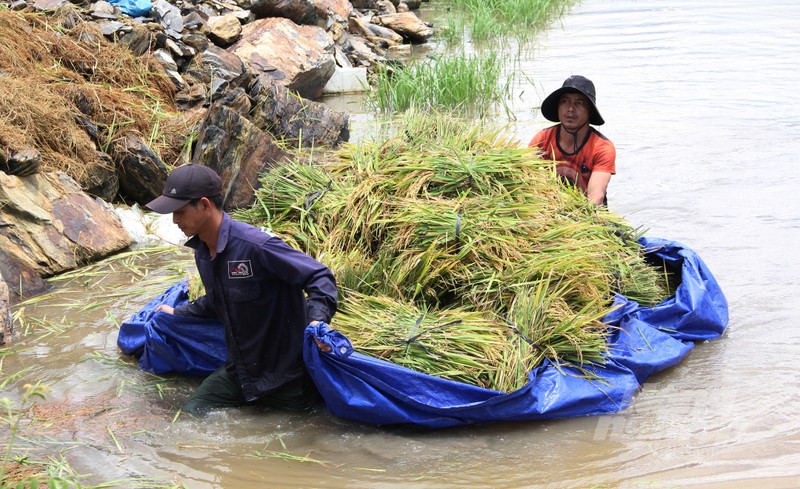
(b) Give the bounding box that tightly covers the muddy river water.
[3,0,800,487]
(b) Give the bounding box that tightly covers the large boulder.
[229,17,335,100]
[183,45,250,104]
[375,12,433,42]
[191,102,291,211]
[0,249,49,306]
[250,74,349,147]
[112,134,169,206]
[238,0,352,26]
[0,171,132,278]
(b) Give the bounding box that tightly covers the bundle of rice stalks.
[235,110,671,391]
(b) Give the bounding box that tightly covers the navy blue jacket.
[174,213,337,401]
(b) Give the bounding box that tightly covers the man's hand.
[155,304,175,315]
[313,337,332,353]
[309,320,332,353]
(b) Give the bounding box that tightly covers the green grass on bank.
[439,0,580,43]
[368,53,509,114]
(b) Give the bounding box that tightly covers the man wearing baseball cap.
[528,75,616,206]
[146,163,338,415]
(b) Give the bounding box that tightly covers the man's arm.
[586,171,612,206]
[261,237,338,323]
[156,293,215,317]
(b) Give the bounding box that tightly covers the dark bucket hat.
[146,164,222,214]
[540,75,605,126]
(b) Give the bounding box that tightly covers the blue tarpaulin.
[109,0,151,17]
[118,281,225,376]
[117,237,728,427]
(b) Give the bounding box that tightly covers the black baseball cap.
[146,164,222,214]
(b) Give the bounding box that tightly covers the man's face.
[172,199,208,237]
[557,92,591,131]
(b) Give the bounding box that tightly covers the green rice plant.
[244,110,669,391]
[436,14,466,46]
[368,53,507,114]
[334,290,511,389]
[465,4,506,43]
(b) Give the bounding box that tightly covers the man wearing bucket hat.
[528,75,616,206]
[146,163,338,415]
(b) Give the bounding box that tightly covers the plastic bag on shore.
[109,0,152,17]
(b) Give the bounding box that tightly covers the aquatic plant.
[441,0,579,44]
[367,53,509,114]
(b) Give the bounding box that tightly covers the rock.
[247,0,321,26]
[112,134,169,206]
[5,148,42,177]
[153,48,179,72]
[229,17,335,100]
[347,15,372,38]
[182,32,211,53]
[366,21,404,45]
[31,0,70,10]
[350,0,380,9]
[81,152,120,201]
[240,0,351,26]
[117,24,153,56]
[0,171,132,277]
[0,249,49,305]
[176,78,208,109]
[319,0,352,20]
[323,66,368,94]
[191,102,291,210]
[375,12,433,42]
[184,44,249,99]
[250,74,349,146]
[342,33,386,66]
[217,86,253,116]
[208,14,242,46]
[90,1,117,16]
[377,0,396,14]
[151,0,183,36]
[0,279,11,345]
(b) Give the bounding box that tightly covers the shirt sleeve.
[259,237,338,323]
[592,137,617,174]
[174,294,217,318]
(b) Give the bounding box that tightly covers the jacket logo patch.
[228,260,253,279]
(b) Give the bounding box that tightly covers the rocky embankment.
[0,0,435,344]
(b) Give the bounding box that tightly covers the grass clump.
[442,0,579,44]
[368,53,508,114]
[235,111,671,392]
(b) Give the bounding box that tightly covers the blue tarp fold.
[117,237,728,427]
[118,281,225,376]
